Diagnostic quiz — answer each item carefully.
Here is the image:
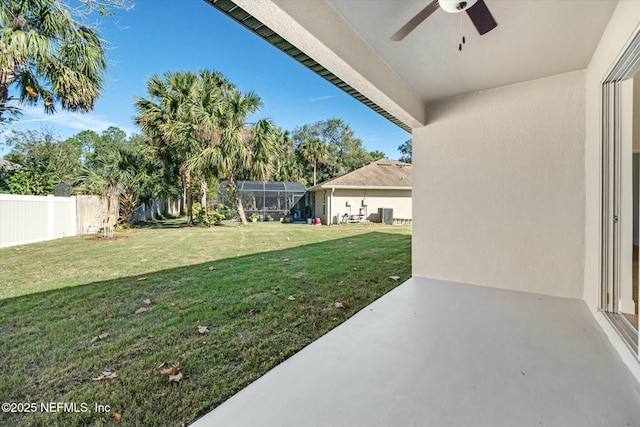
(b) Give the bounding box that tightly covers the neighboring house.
[0,159,22,172]
[196,1,640,425]
[309,159,411,225]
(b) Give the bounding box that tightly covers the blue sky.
[2,0,410,158]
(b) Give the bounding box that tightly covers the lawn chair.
[101,217,114,238]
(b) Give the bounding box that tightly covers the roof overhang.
[205,0,425,131]
[310,185,412,192]
[205,0,617,133]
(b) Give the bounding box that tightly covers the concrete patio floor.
[192,277,640,427]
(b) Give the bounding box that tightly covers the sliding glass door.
[601,34,640,356]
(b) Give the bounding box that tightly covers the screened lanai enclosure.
[217,181,308,221]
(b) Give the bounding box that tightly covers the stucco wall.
[584,1,640,312]
[314,190,327,224]
[412,71,585,298]
[328,188,412,223]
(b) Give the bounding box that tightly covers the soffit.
[206,0,618,129]
[329,0,618,103]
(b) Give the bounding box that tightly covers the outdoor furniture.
[342,212,366,223]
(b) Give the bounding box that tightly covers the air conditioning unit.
[378,208,393,225]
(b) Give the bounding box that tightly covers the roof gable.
[313,159,411,189]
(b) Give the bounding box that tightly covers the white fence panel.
[0,194,77,248]
[1,194,179,248]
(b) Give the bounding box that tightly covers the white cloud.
[308,95,338,102]
[8,106,136,137]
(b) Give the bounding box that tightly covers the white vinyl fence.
[0,194,181,248]
[0,194,77,248]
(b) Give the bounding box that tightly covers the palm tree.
[0,0,106,121]
[299,137,328,186]
[135,71,208,225]
[73,148,135,228]
[190,69,232,208]
[188,88,281,225]
[74,142,171,227]
[272,129,304,182]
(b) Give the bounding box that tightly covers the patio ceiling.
[206,0,618,129]
[329,0,617,103]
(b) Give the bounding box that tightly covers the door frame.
[601,27,640,356]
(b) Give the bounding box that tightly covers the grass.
[0,220,411,426]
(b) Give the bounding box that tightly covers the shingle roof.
[0,159,22,171]
[312,159,412,189]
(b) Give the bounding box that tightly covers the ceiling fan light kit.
[439,0,478,14]
[390,0,497,42]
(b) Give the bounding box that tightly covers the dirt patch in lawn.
[86,236,129,242]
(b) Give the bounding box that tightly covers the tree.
[136,70,281,226]
[272,129,303,182]
[292,118,379,184]
[0,0,107,122]
[74,147,129,227]
[134,71,209,225]
[298,137,328,186]
[187,69,233,209]
[398,139,412,163]
[1,128,81,194]
[188,88,281,225]
[94,126,127,153]
[66,0,133,17]
[73,134,173,227]
[64,129,101,162]
[64,126,129,163]
[2,169,54,195]
[369,150,386,161]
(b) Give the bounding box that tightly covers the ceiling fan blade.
[390,0,440,41]
[465,0,497,35]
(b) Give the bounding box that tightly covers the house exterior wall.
[412,70,586,298]
[312,188,412,224]
[326,188,412,223]
[314,190,327,224]
[584,0,640,313]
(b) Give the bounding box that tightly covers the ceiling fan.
[390,0,497,41]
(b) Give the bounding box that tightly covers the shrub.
[193,202,224,227]
[218,204,237,220]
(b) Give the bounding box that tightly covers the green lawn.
[0,221,411,426]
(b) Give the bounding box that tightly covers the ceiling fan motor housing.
[439,0,478,13]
